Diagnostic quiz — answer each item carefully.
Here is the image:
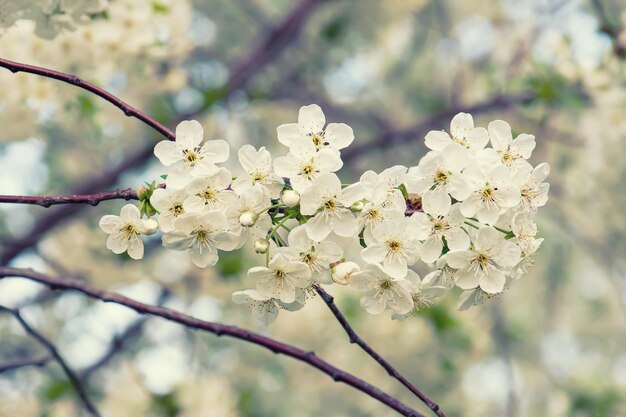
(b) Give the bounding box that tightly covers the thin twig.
[0,267,424,417]
[314,285,446,417]
[0,57,175,141]
[0,305,101,417]
[0,355,51,374]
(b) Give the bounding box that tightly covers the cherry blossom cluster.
[99,105,550,324]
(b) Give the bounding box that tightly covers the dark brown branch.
[0,57,175,141]
[342,92,535,162]
[0,267,424,417]
[0,355,51,374]
[591,0,626,58]
[0,188,139,207]
[314,285,446,417]
[0,305,101,417]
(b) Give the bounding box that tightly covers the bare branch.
[0,305,101,417]
[0,267,425,417]
[0,355,51,374]
[0,188,139,207]
[0,57,175,141]
[314,285,446,417]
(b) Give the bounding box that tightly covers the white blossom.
[248,254,311,303]
[162,210,240,268]
[275,225,343,284]
[154,120,229,189]
[476,120,536,170]
[460,164,521,225]
[446,226,521,294]
[300,173,366,241]
[184,167,236,212]
[512,162,550,212]
[277,104,354,152]
[274,141,343,193]
[425,112,488,153]
[349,264,416,315]
[361,218,421,279]
[99,204,152,260]
[231,145,284,198]
[410,203,470,264]
[150,188,188,233]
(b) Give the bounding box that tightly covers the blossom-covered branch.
[0,305,101,417]
[0,57,176,141]
[0,267,425,417]
[314,285,446,417]
[0,188,141,207]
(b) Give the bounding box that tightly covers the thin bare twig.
[0,57,175,141]
[314,285,446,417]
[0,305,101,417]
[0,267,425,417]
[0,355,51,374]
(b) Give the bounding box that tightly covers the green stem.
[464,221,479,230]
[465,218,511,234]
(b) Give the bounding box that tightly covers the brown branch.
[591,0,626,58]
[0,355,51,374]
[0,0,326,266]
[0,305,101,417]
[314,285,446,417]
[0,188,139,207]
[0,58,175,141]
[0,267,425,417]
[342,92,535,162]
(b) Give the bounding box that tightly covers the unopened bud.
[136,185,151,200]
[350,200,365,213]
[143,218,159,235]
[239,211,257,227]
[331,261,360,285]
[282,190,300,207]
[254,238,270,254]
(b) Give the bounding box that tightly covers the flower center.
[252,171,266,183]
[302,252,316,265]
[380,279,394,290]
[324,199,337,211]
[310,132,326,149]
[434,170,449,184]
[121,224,139,239]
[202,188,217,202]
[387,239,402,252]
[275,269,287,279]
[193,229,211,245]
[476,253,490,269]
[183,148,202,165]
[300,163,315,179]
[170,204,184,215]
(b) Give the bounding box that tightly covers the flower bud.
[282,190,300,207]
[143,218,159,235]
[350,200,365,213]
[254,238,270,254]
[239,211,257,227]
[331,261,360,285]
[136,185,151,200]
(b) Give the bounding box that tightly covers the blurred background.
[1,0,625,416]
